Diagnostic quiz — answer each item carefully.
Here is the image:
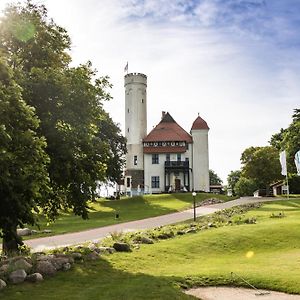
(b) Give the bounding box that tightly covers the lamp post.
[192,191,197,222]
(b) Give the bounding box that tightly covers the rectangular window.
[166,153,170,161]
[177,153,181,161]
[134,155,137,166]
[151,176,160,188]
[126,177,131,188]
[152,154,159,164]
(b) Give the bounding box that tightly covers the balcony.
[165,160,189,169]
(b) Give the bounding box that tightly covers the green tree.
[0,1,126,249]
[227,170,241,196]
[240,146,282,192]
[209,169,223,185]
[234,177,257,196]
[0,58,50,254]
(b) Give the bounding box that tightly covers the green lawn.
[25,193,233,239]
[3,199,300,299]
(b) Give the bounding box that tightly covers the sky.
[1,0,300,183]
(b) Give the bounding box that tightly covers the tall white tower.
[190,115,210,192]
[124,73,147,189]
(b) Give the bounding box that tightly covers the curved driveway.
[25,197,283,251]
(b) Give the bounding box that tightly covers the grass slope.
[3,199,300,299]
[26,193,232,238]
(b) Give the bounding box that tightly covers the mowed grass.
[3,199,300,300]
[26,193,233,238]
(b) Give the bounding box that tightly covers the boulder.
[98,247,116,254]
[14,258,32,273]
[9,269,27,284]
[139,236,154,244]
[62,263,71,271]
[17,228,32,237]
[113,242,131,252]
[35,261,56,276]
[26,273,43,283]
[50,257,70,271]
[0,279,7,290]
[71,252,83,260]
[0,264,9,276]
[85,251,99,261]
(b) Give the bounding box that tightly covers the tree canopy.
[209,169,223,185]
[0,58,50,253]
[0,1,126,253]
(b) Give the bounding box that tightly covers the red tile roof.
[143,112,193,143]
[191,115,209,130]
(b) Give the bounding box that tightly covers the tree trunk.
[2,224,23,256]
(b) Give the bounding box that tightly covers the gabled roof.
[143,112,193,143]
[191,115,209,130]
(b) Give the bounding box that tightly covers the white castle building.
[124,72,209,194]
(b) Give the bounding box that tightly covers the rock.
[139,236,154,244]
[0,264,9,275]
[98,247,115,254]
[42,229,52,234]
[0,279,7,290]
[17,228,32,236]
[14,258,32,273]
[9,269,27,284]
[177,230,186,235]
[113,242,131,252]
[26,273,43,283]
[186,229,197,234]
[50,257,70,271]
[85,251,99,261]
[62,263,71,271]
[35,260,57,276]
[71,252,83,260]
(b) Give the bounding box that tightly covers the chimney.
[162,111,166,119]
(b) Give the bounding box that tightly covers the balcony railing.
[165,161,189,168]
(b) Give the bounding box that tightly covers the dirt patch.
[185,287,300,300]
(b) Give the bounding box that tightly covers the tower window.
[126,177,131,188]
[128,128,129,133]
[152,154,159,164]
[151,176,160,188]
[141,99,144,103]
[177,154,181,161]
[128,108,130,113]
[134,155,137,166]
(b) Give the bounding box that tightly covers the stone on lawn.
[113,242,131,252]
[85,251,99,261]
[71,252,83,260]
[9,269,27,284]
[26,273,44,283]
[35,261,57,276]
[62,263,71,271]
[0,279,7,290]
[14,258,32,273]
[17,228,32,236]
[140,236,154,244]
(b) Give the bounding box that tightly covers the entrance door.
[175,178,181,191]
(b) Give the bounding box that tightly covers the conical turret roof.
[191,115,209,130]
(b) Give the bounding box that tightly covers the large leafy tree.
[0,1,126,251]
[0,58,50,254]
[227,170,241,196]
[209,169,223,185]
[240,146,282,190]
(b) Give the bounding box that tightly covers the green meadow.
[3,199,300,299]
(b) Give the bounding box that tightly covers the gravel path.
[24,196,283,251]
[185,287,300,300]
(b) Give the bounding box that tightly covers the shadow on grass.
[2,258,195,300]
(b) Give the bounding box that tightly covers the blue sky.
[1,0,299,183]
